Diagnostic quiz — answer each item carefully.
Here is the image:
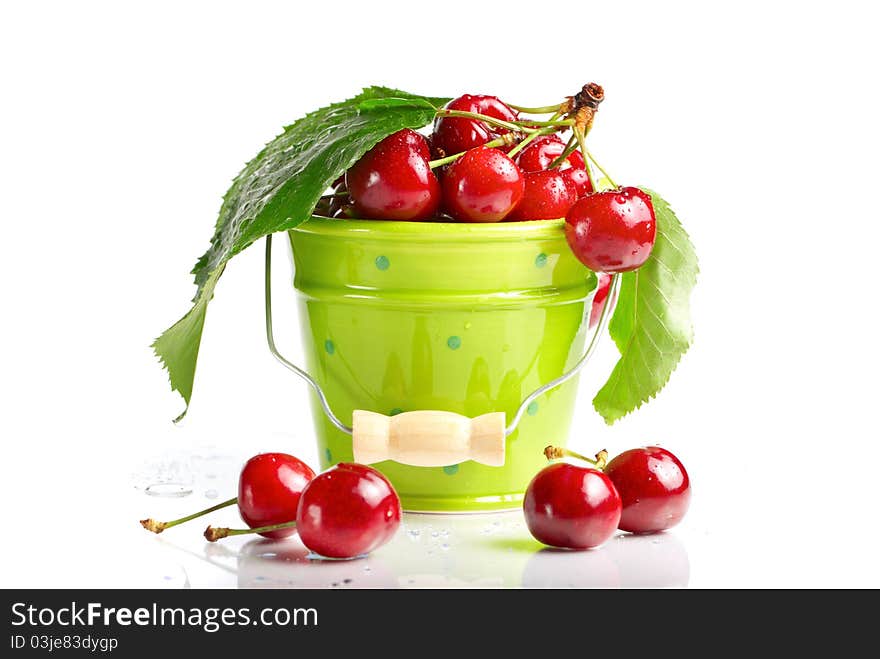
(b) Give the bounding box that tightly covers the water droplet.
[145,483,192,498]
[431,531,439,538]
[407,529,421,539]
[441,543,450,551]
[464,321,472,330]
[204,489,219,499]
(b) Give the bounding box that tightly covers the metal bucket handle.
[264,234,618,467]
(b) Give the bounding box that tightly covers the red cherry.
[523,462,622,550]
[560,150,593,197]
[296,463,401,559]
[588,272,615,328]
[515,135,566,172]
[345,129,440,221]
[565,187,656,273]
[515,135,593,197]
[238,453,316,540]
[604,447,691,534]
[506,169,576,221]
[432,94,518,155]
[442,147,525,222]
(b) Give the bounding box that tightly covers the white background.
[1,0,878,588]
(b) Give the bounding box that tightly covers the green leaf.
[358,97,441,111]
[593,189,698,424]
[154,87,450,420]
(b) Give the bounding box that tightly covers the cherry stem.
[507,102,565,114]
[428,135,512,169]
[204,520,297,542]
[435,109,531,134]
[506,112,563,158]
[547,133,578,169]
[522,118,575,127]
[140,497,237,534]
[574,127,596,192]
[544,446,609,470]
[436,109,573,135]
[584,150,618,189]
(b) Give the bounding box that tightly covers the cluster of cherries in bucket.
[141,455,402,559]
[328,89,657,276]
[524,446,691,550]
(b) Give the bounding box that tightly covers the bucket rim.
[292,215,566,242]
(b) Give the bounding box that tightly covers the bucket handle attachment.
[265,234,618,468]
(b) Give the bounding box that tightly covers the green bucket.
[287,217,598,512]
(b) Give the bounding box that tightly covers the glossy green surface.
[289,217,597,512]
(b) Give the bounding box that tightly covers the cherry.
[442,147,525,222]
[505,169,576,221]
[432,94,519,156]
[204,463,402,560]
[345,128,440,221]
[565,187,656,273]
[588,272,615,328]
[238,453,315,539]
[515,135,569,171]
[139,452,315,537]
[515,135,593,197]
[296,463,401,559]
[604,447,690,534]
[560,150,593,197]
[523,452,622,550]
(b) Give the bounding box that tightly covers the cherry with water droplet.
[565,187,656,273]
[506,169,576,221]
[346,128,440,221]
[432,94,519,155]
[442,146,525,222]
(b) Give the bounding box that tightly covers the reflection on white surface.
[151,511,688,588]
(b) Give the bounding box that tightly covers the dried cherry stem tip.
[204,520,297,543]
[544,446,609,470]
[138,497,237,534]
[560,83,605,135]
[139,518,167,533]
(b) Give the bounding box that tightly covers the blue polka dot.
[527,401,539,416]
[447,336,461,350]
[535,253,548,268]
[324,448,332,463]
[375,255,390,271]
[324,340,335,355]
[389,408,403,416]
[443,465,459,475]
